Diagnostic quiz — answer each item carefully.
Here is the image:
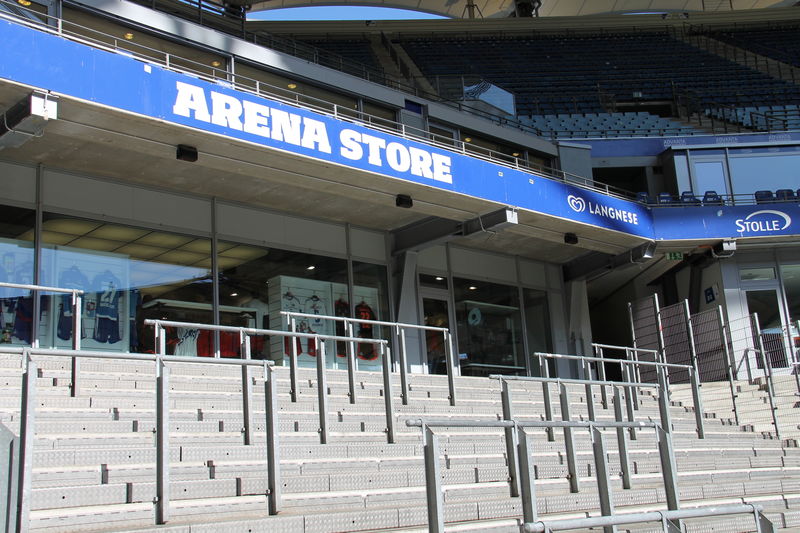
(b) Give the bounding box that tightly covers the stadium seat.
[775,188,796,201]
[680,191,701,205]
[657,192,674,205]
[636,191,651,204]
[702,190,724,206]
[755,190,775,204]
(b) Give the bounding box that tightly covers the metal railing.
[0,1,643,203]
[1,346,281,530]
[144,318,397,444]
[280,310,457,407]
[531,350,705,438]
[405,417,680,533]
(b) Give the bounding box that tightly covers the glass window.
[352,261,390,371]
[692,161,728,196]
[729,154,800,196]
[523,288,552,355]
[39,213,212,354]
[419,273,448,289]
[0,205,36,346]
[217,242,348,366]
[453,278,524,376]
[740,267,776,281]
[781,265,800,357]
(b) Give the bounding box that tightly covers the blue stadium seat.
[657,192,674,205]
[754,190,775,204]
[702,190,724,206]
[680,191,701,205]
[636,191,651,204]
[775,189,796,201]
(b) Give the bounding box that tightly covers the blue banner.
[653,203,800,240]
[0,19,655,238]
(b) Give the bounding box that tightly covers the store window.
[217,243,348,365]
[453,278,524,376]
[523,288,552,355]
[781,265,800,353]
[740,267,776,281]
[39,213,212,354]
[0,205,36,346]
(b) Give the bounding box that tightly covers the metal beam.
[392,208,517,255]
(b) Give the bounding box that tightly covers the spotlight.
[396,194,413,208]
[564,232,578,245]
[287,83,297,90]
[176,144,198,162]
[123,32,134,40]
[211,60,222,67]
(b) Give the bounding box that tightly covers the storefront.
[0,159,566,375]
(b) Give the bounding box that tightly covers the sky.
[248,6,447,21]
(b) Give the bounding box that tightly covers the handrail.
[9,346,281,529]
[143,318,398,444]
[0,2,642,203]
[406,416,679,533]
[0,281,83,295]
[530,350,705,439]
[280,310,457,407]
[591,342,659,355]
[523,503,772,533]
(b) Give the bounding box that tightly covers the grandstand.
[1,0,800,531]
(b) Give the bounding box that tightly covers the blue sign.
[653,204,800,240]
[0,19,654,238]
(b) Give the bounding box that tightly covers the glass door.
[745,289,789,369]
[421,290,452,375]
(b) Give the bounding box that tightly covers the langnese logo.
[735,210,792,234]
[566,195,640,226]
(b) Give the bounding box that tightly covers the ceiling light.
[512,152,520,157]
[18,0,32,6]
[469,286,477,290]
[306,265,315,270]
[123,32,134,40]
[435,276,444,281]
[211,60,222,67]
[464,137,472,142]
[230,292,238,297]
[287,83,297,90]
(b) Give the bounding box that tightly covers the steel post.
[559,384,579,493]
[752,314,780,439]
[591,428,617,533]
[16,354,34,533]
[70,293,81,398]
[346,322,357,404]
[657,426,681,513]
[613,387,631,489]
[657,367,673,434]
[624,368,637,440]
[241,363,253,446]
[583,360,596,422]
[542,381,554,441]
[381,344,396,444]
[156,360,170,524]
[289,318,299,403]
[596,347,608,409]
[397,326,409,406]
[517,428,538,524]
[717,306,739,425]
[423,426,445,533]
[689,368,705,439]
[316,337,329,444]
[444,331,457,406]
[265,363,281,515]
[500,380,520,497]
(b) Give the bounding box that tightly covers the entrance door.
[745,289,789,369]
[420,289,453,375]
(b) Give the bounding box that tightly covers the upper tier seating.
[709,26,800,68]
[297,38,384,78]
[399,32,800,117]
[519,111,702,138]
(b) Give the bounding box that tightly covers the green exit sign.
[666,252,684,261]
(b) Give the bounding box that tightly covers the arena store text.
[172,81,452,184]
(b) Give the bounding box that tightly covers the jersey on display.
[355,301,377,360]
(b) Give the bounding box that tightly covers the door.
[420,289,453,375]
[745,289,789,370]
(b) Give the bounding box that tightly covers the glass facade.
[5,209,392,369]
[0,206,36,346]
[453,277,524,376]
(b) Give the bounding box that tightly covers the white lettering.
[173,81,211,122]
[431,153,452,183]
[242,101,270,137]
[340,130,363,160]
[361,134,386,166]
[301,117,332,154]
[386,142,411,172]
[210,92,243,130]
[271,109,302,146]
[409,147,433,179]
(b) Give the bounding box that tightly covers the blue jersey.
[92,270,122,321]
